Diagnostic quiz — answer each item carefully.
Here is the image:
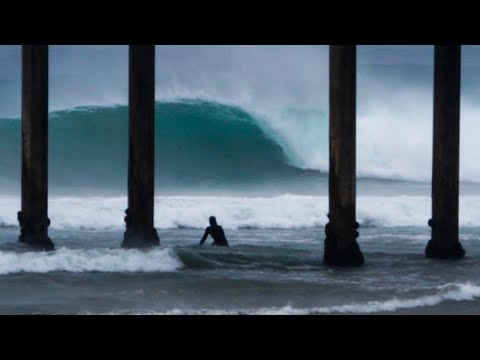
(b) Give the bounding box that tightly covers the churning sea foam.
[0,247,182,275]
[2,195,480,230]
[105,283,480,315]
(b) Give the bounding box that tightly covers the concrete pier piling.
[426,45,465,260]
[122,45,160,249]
[18,45,54,251]
[324,45,364,267]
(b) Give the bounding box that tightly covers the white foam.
[262,282,480,314]
[116,282,480,315]
[2,194,480,230]
[0,247,182,275]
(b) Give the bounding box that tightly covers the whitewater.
[2,194,480,230]
[2,45,480,315]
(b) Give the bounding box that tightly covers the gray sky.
[0,45,478,117]
[0,45,454,79]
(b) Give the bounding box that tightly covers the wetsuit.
[199,225,229,247]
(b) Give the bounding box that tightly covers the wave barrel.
[122,45,160,249]
[426,45,465,260]
[18,45,54,251]
[324,45,364,266]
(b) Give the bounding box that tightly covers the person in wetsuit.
[199,216,229,247]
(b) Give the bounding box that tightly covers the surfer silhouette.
[199,216,229,247]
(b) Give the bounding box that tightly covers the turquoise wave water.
[0,100,321,192]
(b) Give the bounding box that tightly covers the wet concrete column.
[324,45,364,266]
[426,45,465,260]
[122,45,160,249]
[18,45,54,251]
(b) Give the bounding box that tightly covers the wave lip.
[0,247,182,275]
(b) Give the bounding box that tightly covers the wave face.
[0,101,320,193]
[3,96,480,193]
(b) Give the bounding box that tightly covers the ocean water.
[1,45,480,315]
[2,224,480,314]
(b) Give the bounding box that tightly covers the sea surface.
[2,221,480,314]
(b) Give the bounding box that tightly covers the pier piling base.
[425,240,465,260]
[18,212,54,251]
[324,222,364,267]
[122,208,160,249]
